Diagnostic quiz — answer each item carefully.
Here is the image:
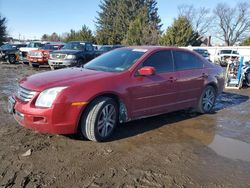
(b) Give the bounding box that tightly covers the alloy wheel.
[202,88,215,112]
[97,104,116,137]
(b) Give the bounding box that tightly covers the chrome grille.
[50,53,66,60]
[16,86,36,102]
[29,51,42,57]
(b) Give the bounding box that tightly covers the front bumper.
[9,95,85,134]
[29,57,48,65]
[48,59,77,69]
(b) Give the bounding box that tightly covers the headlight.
[35,87,67,108]
[65,55,76,60]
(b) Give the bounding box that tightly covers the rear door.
[129,50,179,118]
[172,50,206,109]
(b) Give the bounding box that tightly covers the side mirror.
[138,66,156,76]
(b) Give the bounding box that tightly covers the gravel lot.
[0,62,250,187]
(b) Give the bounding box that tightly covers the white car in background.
[215,49,240,66]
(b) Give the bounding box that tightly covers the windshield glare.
[84,48,146,72]
[62,43,84,50]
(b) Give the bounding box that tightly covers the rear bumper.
[11,96,85,134]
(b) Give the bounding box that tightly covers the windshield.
[220,50,238,54]
[42,45,61,50]
[26,42,43,48]
[62,42,84,50]
[84,48,147,72]
[0,44,13,49]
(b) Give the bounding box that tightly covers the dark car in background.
[48,41,96,69]
[0,43,27,64]
[193,48,210,61]
[95,45,124,56]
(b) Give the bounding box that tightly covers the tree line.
[1,0,250,46]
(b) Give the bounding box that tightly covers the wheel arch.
[205,82,218,95]
[76,92,129,132]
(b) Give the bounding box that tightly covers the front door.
[128,50,179,118]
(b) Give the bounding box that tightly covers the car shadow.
[68,91,249,142]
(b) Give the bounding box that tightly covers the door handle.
[168,77,177,82]
[202,73,208,78]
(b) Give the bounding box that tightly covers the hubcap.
[97,104,116,137]
[10,56,15,63]
[202,88,215,112]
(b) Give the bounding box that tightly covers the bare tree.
[213,2,250,46]
[178,4,212,35]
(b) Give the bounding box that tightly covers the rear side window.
[173,51,203,71]
[142,50,174,73]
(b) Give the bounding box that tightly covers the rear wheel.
[8,54,16,64]
[197,86,216,113]
[80,97,118,142]
[245,72,250,87]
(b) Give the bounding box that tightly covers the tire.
[32,64,39,68]
[196,86,216,113]
[76,58,85,67]
[8,54,16,64]
[245,72,250,87]
[80,97,118,142]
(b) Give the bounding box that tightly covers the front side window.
[142,50,174,73]
[173,51,203,71]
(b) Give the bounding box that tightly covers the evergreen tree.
[96,0,161,45]
[41,34,49,41]
[125,6,160,45]
[160,16,201,46]
[0,15,7,45]
[64,25,95,43]
[241,37,250,46]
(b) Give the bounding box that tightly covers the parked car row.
[0,42,124,69]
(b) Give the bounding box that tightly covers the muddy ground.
[0,62,250,188]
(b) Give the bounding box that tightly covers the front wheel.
[80,97,118,142]
[8,54,16,64]
[196,86,216,113]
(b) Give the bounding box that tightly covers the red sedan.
[8,47,224,141]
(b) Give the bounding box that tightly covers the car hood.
[51,49,81,55]
[19,68,114,91]
[19,47,39,52]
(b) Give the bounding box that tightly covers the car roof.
[124,46,191,53]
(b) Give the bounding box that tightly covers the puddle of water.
[208,134,250,162]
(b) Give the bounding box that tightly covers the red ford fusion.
[8,47,224,141]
